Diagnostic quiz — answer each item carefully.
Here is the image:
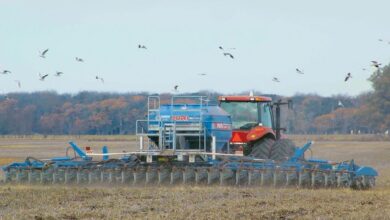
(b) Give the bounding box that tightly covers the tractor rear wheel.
[270,139,296,161]
[248,138,296,161]
[248,137,275,159]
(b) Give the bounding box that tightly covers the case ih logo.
[213,123,231,130]
[171,115,189,121]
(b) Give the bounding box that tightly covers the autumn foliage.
[0,63,389,135]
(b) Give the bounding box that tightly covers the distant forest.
[1,65,389,135]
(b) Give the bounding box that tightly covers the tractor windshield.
[220,102,273,130]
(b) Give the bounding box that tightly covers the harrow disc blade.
[325,171,337,188]
[4,169,17,183]
[120,168,133,184]
[235,169,248,186]
[183,167,195,184]
[86,168,101,184]
[157,166,170,185]
[145,167,158,185]
[273,170,287,187]
[195,168,207,184]
[133,167,146,185]
[337,173,351,188]
[260,170,273,186]
[170,167,182,185]
[16,169,29,183]
[219,168,235,186]
[76,169,90,184]
[298,171,311,188]
[248,169,262,186]
[311,171,325,188]
[28,169,43,184]
[285,171,298,186]
[207,167,220,185]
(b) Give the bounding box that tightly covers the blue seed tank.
[148,103,232,152]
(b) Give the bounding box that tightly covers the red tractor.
[218,95,296,160]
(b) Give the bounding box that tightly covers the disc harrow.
[2,141,378,189]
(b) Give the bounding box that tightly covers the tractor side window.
[261,103,273,128]
[220,102,258,129]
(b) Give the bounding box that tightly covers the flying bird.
[219,46,236,50]
[14,80,21,88]
[338,100,344,108]
[378,39,384,42]
[1,70,11,74]
[75,57,84,62]
[296,68,304,74]
[55,71,64,77]
[344,73,352,82]
[95,76,104,83]
[39,73,49,81]
[272,77,280,83]
[371,61,382,68]
[39,49,49,58]
[138,44,147,49]
[198,73,207,76]
[223,52,234,59]
[174,85,179,91]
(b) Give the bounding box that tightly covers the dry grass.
[290,134,390,142]
[0,158,21,166]
[0,135,389,219]
[0,186,389,220]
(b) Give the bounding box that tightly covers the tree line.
[0,64,389,135]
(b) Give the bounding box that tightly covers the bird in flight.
[272,77,280,83]
[1,70,11,74]
[223,52,234,59]
[39,73,49,81]
[371,61,382,68]
[39,49,49,58]
[338,100,344,108]
[174,85,179,92]
[344,73,352,82]
[198,73,207,76]
[96,76,104,83]
[296,68,304,74]
[138,44,147,49]
[55,71,64,77]
[219,46,235,50]
[378,39,390,44]
[14,80,21,88]
[75,57,84,62]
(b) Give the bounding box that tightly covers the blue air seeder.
[2,96,378,188]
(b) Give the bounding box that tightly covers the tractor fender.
[246,126,276,142]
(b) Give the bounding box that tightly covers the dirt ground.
[0,135,389,220]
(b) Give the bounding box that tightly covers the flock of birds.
[0,39,388,90]
[0,48,105,89]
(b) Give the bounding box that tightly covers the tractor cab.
[218,95,277,154]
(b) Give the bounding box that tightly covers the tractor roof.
[218,95,272,102]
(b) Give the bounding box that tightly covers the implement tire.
[248,137,275,159]
[270,139,296,161]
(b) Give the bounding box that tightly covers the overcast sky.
[0,0,390,96]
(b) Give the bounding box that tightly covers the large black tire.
[270,139,296,161]
[248,137,275,159]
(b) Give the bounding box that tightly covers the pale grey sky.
[0,0,389,96]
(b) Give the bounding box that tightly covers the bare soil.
[0,135,389,220]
